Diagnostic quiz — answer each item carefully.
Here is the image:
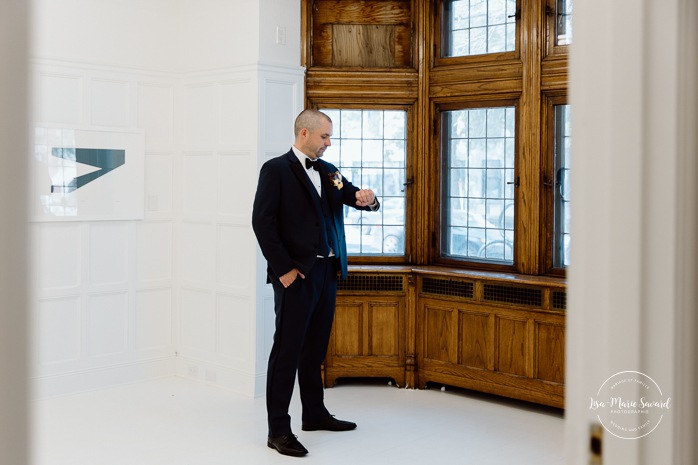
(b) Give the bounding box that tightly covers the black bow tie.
[305,158,320,171]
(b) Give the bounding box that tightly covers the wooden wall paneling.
[394,25,413,67]
[404,273,417,387]
[495,315,528,377]
[368,301,399,355]
[429,80,523,100]
[312,25,334,66]
[428,63,523,98]
[313,0,411,24]
[332,25,395,67]
[326,268,565,407]
[458,308,494,370]
[423,302,457,364]
[324,271,409,387]
[311,0,413,68]
[305,70,419,101]
[535,321,565,384]
[332,300,363,356]
[412,269,565,407]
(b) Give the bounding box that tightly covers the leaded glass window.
[321,109,407,255]
[442,106,515,263]
[553,104,571,267]
[443,0,517,57]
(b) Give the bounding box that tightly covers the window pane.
[444,0,517,57]
[553,104,571,267]
[556,0,573,45]
[442,106,515,263]
[322,108,407,255]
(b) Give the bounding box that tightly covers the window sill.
[347,264,567,289]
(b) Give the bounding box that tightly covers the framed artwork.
[31,127,145,221]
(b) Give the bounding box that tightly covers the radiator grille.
[338,274,404,292]
[483,283,542,307]
[552,290,567,310]
[421,277,474,299]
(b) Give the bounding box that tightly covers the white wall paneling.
[217,151,254,217]
[89,222,129,287]
[182,84,219,149]
[182,152,217,215]
[89,78,131,128]
[217,293,253,363]
[87,292,129,357]
[138,83,176,150]
[34,72,84,125]
[30,60,177,396]
[179,221,216,284]
[144,153,174,215]
[36,297,82,366]
[179,288,216,354]
[182,76,258,150]
[219,79,255,148]
[29,0,305,400]
[136,221,173,283]
[262,76,301,149]
[254,293,277,397]
[135,288,173,353]
[33,223,82,291]
[216,223,254,290]
[176,69,260,394]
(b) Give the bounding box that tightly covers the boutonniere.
[328,171,344,190]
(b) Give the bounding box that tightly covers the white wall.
[177,0,260,72]
[174,0,303,397]
[1,2,30,463]
[30,60,178,398]
[32,0,180,72]
[566,0,698,463]
[30,0,304,399]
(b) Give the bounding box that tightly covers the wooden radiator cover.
[324,268,566,409]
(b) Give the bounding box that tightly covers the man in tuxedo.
[252,109,380,457]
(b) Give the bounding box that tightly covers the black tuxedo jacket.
[252,150,379,281]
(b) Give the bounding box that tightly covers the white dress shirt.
[292,146,322,196]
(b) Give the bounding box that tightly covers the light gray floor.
[33,376,564,465]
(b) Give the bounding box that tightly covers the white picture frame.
[31,127,145,222]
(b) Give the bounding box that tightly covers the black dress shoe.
[267,434,308,457]
[302,415,357,432]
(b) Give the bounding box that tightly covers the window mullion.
[515,0,544,274]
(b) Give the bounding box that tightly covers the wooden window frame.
[544,0,572,58]
[433,0,522,68]
[433,98,519,274]
[302,0,569,279]
[540,92,569,277]
[308,100,417,267]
